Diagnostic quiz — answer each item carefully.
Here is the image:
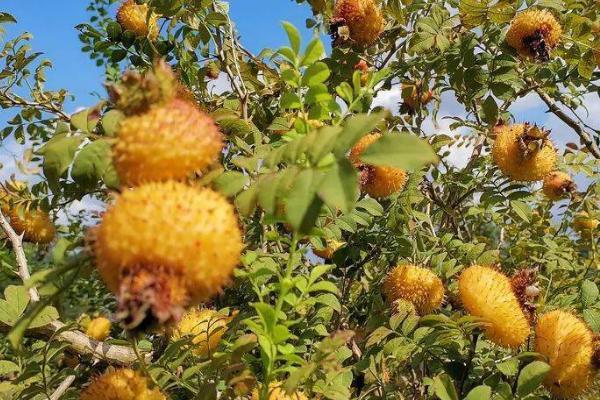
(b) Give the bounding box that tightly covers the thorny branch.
[534,87,600,159]
[0,92,71,122]
[211,9,249,121]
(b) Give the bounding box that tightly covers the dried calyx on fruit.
[535,310,595,399]
[171,308,232,358]
[459,265,531,348]
[330,0,384,47]
[116,0,159,40]
[108,60,223,187]
[90,181,243,330]
[506,9,562,61]
[107,59,178,116]
[542,171,576,200]
[80,368,166,400]
[383,264,445,315]
[349,133,408,198]
[492,123,557,182]
[510,268,539,324]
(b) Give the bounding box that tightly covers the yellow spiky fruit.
[116,0,159,40]
[333,0,384,46]
[7,206,55,244]
[383,264,445,315]
[573,212,600,238]
[458,265,530,348]
[595,48,600,68]
[86,317,112,341]
[535,310,595,399]
[114,98,223,187]
[349,134,408,198]
[251,382,308,400]
[91,181,242,328]
[171,309,231,358]
[80,368,165,400]
[542,171,575,200]
[492,123,557,182]
[506,9,562,61]
[313,239,345,259]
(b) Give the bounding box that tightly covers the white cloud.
[371,88,400,111]
[207,72,233,95]
[510,92,541,114]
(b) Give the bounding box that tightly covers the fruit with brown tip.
[506,9,562,61]
[542,171,575,200]
[331,0,384,46]
[492,123,557,182]
[91,181,242,329]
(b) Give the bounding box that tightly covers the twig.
[0,210,39,301]
[49,372,76,400]
[534,87,600,159]
[0,92,70,122]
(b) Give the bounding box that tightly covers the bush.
[0,0,599,399]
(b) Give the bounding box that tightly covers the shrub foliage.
[0,0,599,399]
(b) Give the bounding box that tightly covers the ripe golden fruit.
[171,309,231,358]
[332,0,384,46]
[7,206,55,244]
[506,9,562,61]
[116,0,159,40]
[458,265,530,348]
[86,317,112,341]
[401,83,434,113]
[313,239,344,259]
[383,264,445,315]
[80,368,165,400]
[573,212,600,238]
[542,171,575,200]
[349,134,408,198]
[535,310,594,399]
[492,123,557,182]
[92,181,242,328]
[114,98,223,187]
[251,382,308,400]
